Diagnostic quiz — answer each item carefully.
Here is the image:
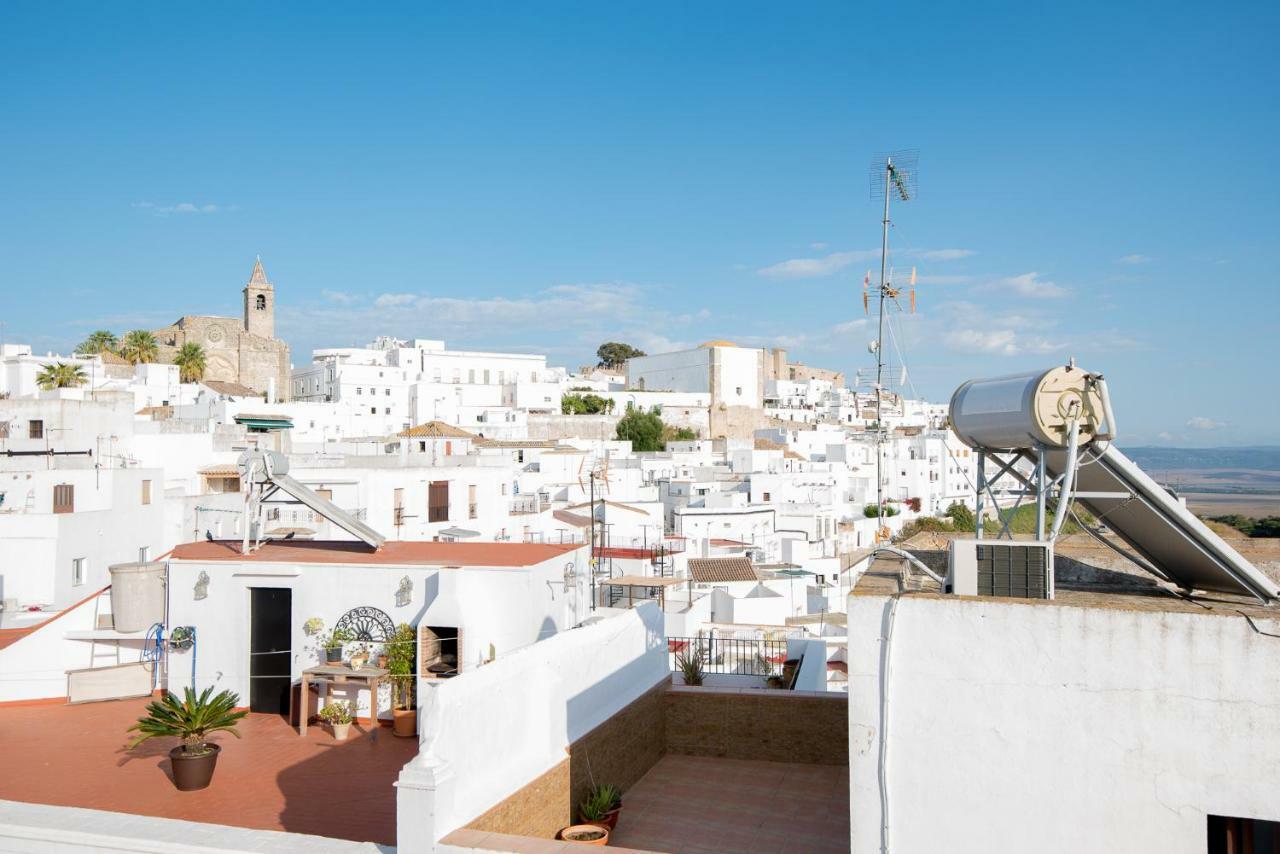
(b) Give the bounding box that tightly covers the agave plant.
[579,783,622,822]
[675,651,705,686]
[127,686,247,757]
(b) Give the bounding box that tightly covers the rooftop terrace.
[0,697,415,846]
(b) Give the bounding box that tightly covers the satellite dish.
[867,340,880,354]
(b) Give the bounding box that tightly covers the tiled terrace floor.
[0,697,417,845]
[608,754,850,854]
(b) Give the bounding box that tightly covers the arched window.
[255,293,266,310]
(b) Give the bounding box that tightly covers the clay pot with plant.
[127,686,248,791]
[559,824,609,846]
[320,700,354,741]
[348,642,369,671]
[324,627,354,664]
[579,783,623,830]
[387,622,417,737]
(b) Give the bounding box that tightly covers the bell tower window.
[256,294,266,310]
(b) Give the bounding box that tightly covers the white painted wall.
[847,593,1280,854]
[398,603,668,847]
[166,546,590,719]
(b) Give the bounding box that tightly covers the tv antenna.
[867,150,918,540]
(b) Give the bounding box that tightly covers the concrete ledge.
[667,683,844,700]
[0,800,389,854]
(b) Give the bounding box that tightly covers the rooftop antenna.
[868,150,918,541]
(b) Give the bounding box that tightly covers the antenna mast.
[868,150,918,539]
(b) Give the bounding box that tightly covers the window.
[1208,815,1279,854]
[468,369,476,384]
[428,481,449,522]
[736,387,743,396]
[483,370,490,384]
[385,407,391,415]
[370,407,376,415]
[138,546,150,563]
[385,388,391,396]
[763,492,771,501]
[53,483,74,514]
[356,387,363,395]
[141,480,152,505]
[72,558,86,587]
[468,484,477,519]
[29,420,44,440]
[255,293,266,310]
[0,422,7,439]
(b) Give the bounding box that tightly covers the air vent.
[946,539,1054,600]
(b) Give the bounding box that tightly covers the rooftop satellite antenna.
[868,150,918,540]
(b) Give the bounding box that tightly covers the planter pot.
[169,743,220,792]
[782,659,800,685]
[560,824,609,846]
[393,708,417,738]
[595,805,622,831]
[332,722,351,741]
[350,655,368,670]
[325,647,343,664]
[376,655,388,669]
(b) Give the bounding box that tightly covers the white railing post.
[395,754,455,853]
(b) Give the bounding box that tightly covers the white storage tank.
[108,562,166,633]
[949,364,1106,451]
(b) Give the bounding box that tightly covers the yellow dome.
[699,340,738,348]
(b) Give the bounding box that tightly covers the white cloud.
[1117,254,1152,265]
[322,290,362,305]
[374,293,418,308]
[757,250,878,279]
[1186,416,1226,431]
[1156,431,1175,442]
[997,272,1070,299]
[943,328,1060,356]
[132,201,227,216]
[913,248,976,261]
[810,242,829,250]
[833,318,869,334]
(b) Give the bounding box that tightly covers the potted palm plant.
[387,622,417,737]
[579,783,623,830]
[127,686,247,791]
[319,700,354,740]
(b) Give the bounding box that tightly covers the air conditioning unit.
[946,539,1054,600]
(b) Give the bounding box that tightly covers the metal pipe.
[870,546,945,586]
[1095,375,1118,441]
[1048,415,1080,540]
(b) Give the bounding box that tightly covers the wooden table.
[294,664,389,738]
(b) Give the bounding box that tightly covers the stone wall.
[463,759,571,840]
[665,685,848,765]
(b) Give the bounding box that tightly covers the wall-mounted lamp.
[194,571,209,601]
[396,576,412,607]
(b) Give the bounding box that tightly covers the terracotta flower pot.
[393,708,417,738]
[332,722,350,741]
[169,743,220,791]
[350,654,368,670]
[560,824,609,845]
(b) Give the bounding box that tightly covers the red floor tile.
[0,697,417,845]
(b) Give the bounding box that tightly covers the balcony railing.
[667,636,790,676]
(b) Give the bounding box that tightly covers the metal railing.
[667,636,789,676]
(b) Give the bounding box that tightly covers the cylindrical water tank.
[108,562,166,633]
[948,365,1105,451]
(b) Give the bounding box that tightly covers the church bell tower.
[243,256,275,339]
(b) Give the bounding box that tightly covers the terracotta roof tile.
[688,557,760,583]
[397,421,475,438]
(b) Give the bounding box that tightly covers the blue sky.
[2,2,1277,445]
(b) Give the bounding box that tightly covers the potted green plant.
[349,642,369,670]
[675,652,704,686]
[319,700,354,740]
[558,824,609,846]
[579,783,623,830]
[324,627,353,664]
[386,622,417,737]
[127,686,247,791]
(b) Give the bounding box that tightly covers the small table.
[294,664,390,738]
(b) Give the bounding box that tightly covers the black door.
[249,588,292,715]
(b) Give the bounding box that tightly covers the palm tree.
[120,330,159,365]
[174,342,207,383]
[75,330,118,355]
[36,362,88,390]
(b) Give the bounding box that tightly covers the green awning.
[234,415,294,431]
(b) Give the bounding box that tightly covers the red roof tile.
[169,539,582,567]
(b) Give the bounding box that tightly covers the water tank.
[108,562,166,633]
[949,365,1105,451]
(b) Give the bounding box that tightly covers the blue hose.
[144,623,165,691]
